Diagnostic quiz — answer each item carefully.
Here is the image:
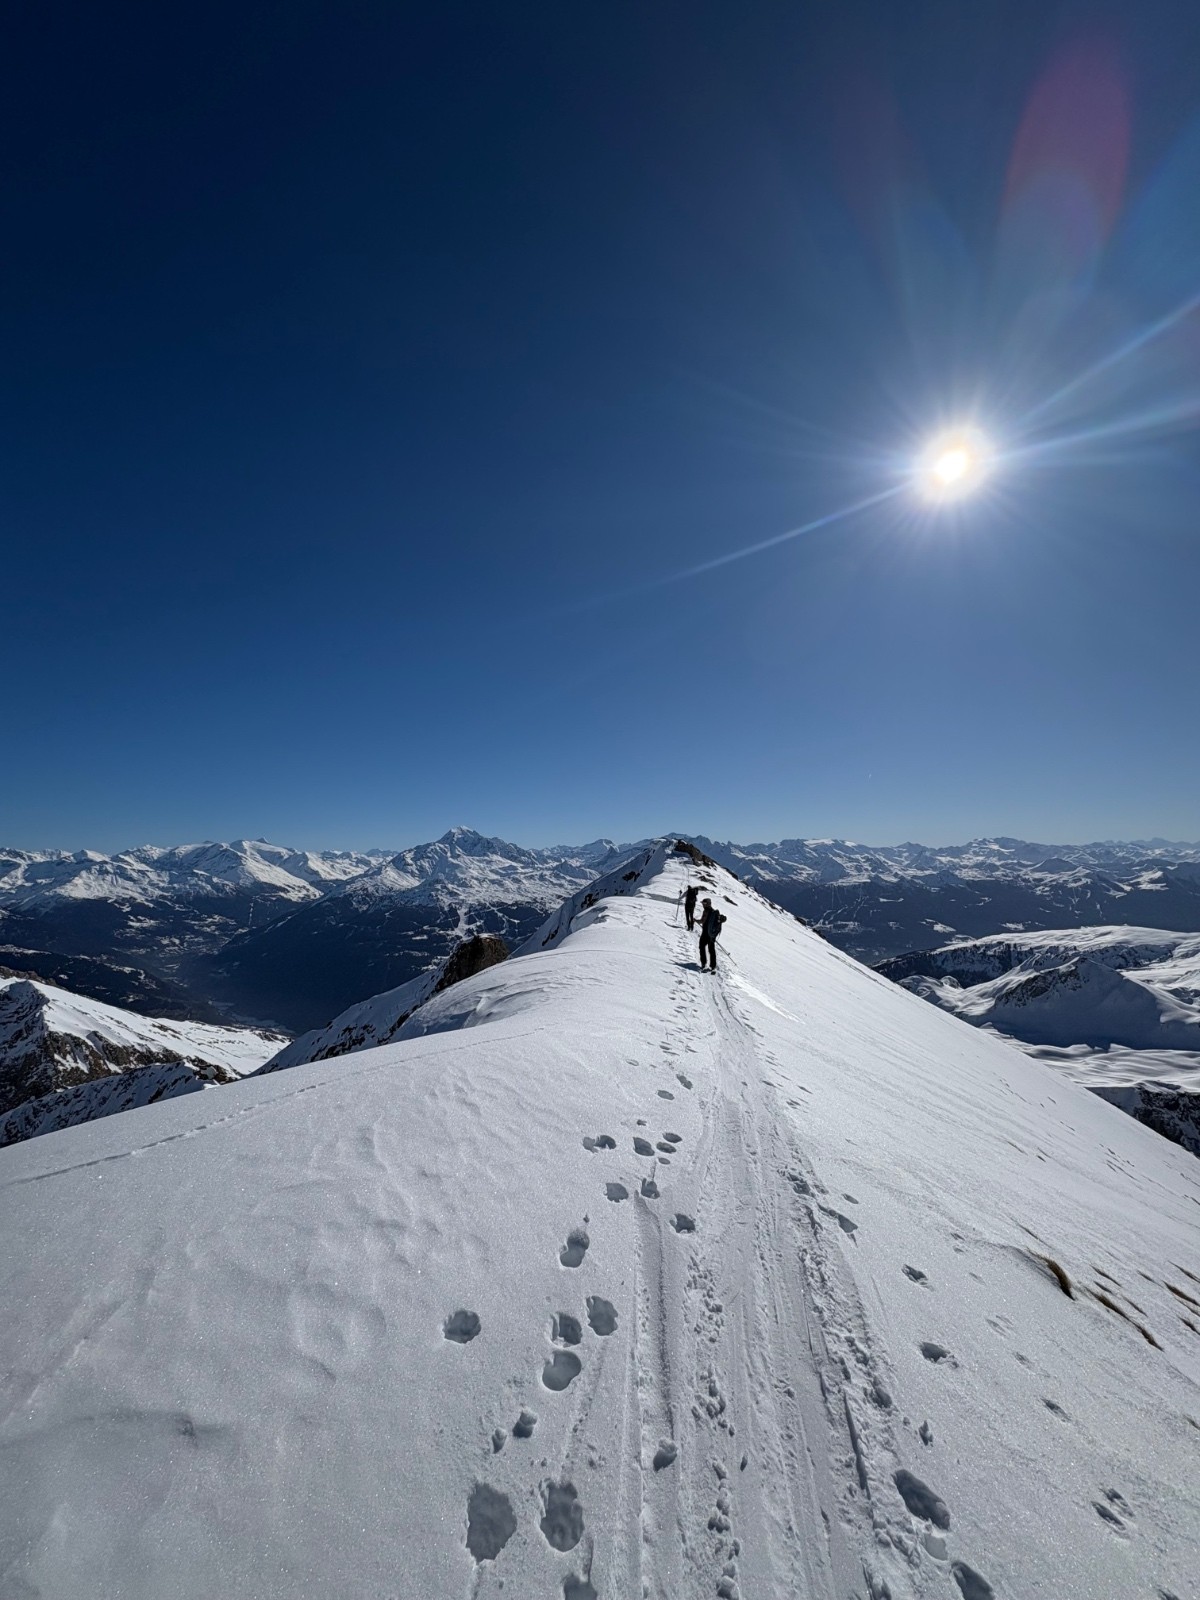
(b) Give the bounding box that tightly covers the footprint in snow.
[586,1296,618,1336]
[893,1469,951,1529]
[951,1560,995,1599]
[542,1350,583,1391]
[552,1312,582,1345]
[634,1137,654,1156]
[1043,1398,1068,1419]
[657,1089,675,1100]
[466,1483,517,1562]
[920,1342,955,1365]
[443,1310,481,1343]
[560,1229,590,1268]
[582,1134,616,1152]
[663,1131,682,1143]
[673,1213,696,1234]
[640,1177,660,1199]
[676,1073,693,1089]
[820,1206,857,1237]
[605,1182,629,1202]
[656,1142,674,1154]
[540,1479,584,1551]
[1093,1492,1132,1536]
[902,1265,929,1285]
[513,1408,537,1439]
[563,1577,598,1600]
[652,1440,677,1471]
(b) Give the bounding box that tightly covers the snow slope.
[0,975,283,1136]
[0,848,1198,1600]
[882,929,1200,1157]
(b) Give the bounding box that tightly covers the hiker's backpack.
[713,911,726,940]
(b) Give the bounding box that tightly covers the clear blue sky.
[4,0,1199,852]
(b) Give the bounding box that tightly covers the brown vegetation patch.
[1033,1255,1074,1298]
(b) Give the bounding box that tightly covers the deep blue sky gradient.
[4,0,1199,851]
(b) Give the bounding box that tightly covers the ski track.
[611,909,916,1600]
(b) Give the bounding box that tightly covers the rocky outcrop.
[432,933,509,994]
[1091,1082,1200,1159]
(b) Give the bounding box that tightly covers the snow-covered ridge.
[2,844,1195,1598]
[0,975,283,1134]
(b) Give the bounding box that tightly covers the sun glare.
[917,429,992,501]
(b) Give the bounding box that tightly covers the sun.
[916,428,993,501]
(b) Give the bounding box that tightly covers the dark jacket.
[700,905,723,940]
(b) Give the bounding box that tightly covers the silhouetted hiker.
[683,884,700,930]
[698,897,726,972]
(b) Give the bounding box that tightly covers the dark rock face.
[433,934,509,994]
[1091,1083,1200,1159]
[0,1060,230,1149]
[0,980,193,1117]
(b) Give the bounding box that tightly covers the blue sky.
[4,0,1199,852]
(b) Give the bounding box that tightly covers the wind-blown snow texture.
[0,849,1197,1599]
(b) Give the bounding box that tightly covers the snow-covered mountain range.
[1,842,1196,1598]
[880,928,1200,1155]
[0,976,283,1147]
[693,837,1200,964]
[0,829,636,1031]
[4,830,1199,1032]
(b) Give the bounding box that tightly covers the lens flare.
[916,429,992,501]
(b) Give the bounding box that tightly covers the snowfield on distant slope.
[0,846,1197,1599]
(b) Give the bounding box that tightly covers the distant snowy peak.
[0,975,284,1127]
[0,839,379,907]
[336,828,634,911]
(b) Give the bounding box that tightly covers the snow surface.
[0,851,1198,1600]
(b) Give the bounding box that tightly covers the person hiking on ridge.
[683,883,700,931]
[698,896,725,973]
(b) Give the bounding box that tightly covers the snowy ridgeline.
[0,847,1198,1600]
[0,977,283,1147]
[881,927,1200,1155]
